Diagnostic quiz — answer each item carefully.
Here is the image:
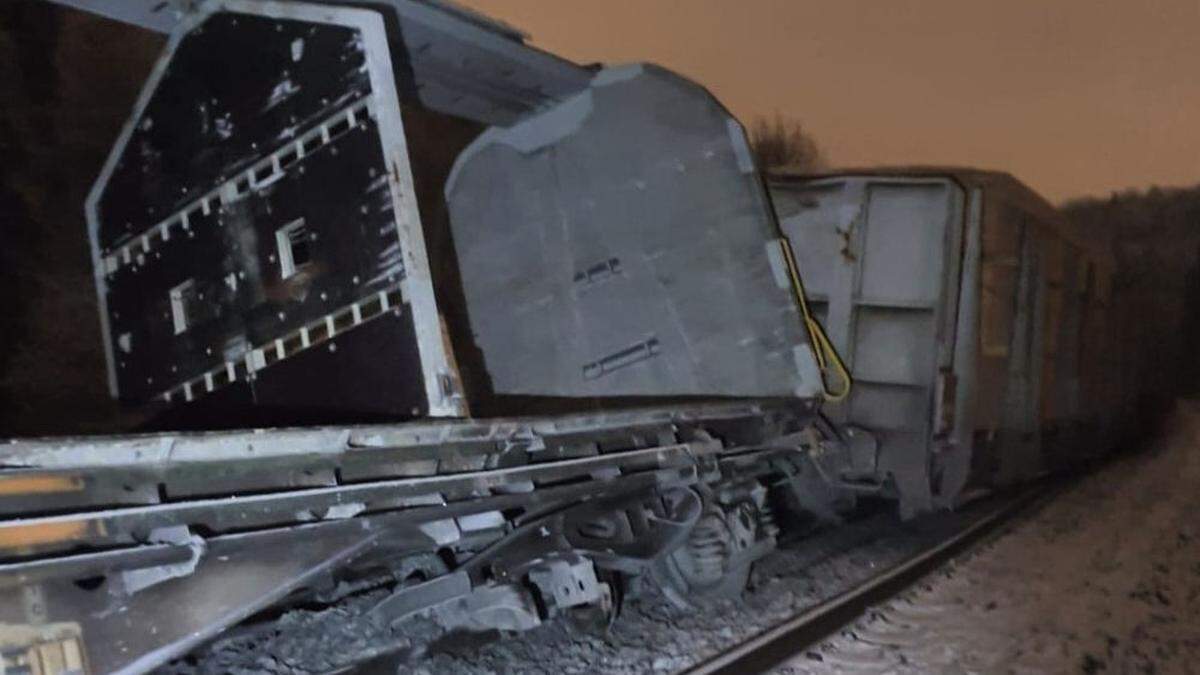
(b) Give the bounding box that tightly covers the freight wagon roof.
[48,0,591,126]
[770,166,1111,262]
[50,0,524,40]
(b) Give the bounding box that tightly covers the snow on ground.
[782,401,1200,674]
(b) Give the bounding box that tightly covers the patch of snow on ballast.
[782,400,1200,674]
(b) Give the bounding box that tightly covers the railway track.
[682,484,1057,675]
[154,486,1045,674]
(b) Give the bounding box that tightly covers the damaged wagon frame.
[3,0,888,672]
[0,400,840,672]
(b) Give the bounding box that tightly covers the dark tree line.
[1062,186,1200,293]
[1063,185,1200,394]
[748,113,824,173]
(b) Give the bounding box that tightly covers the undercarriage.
[0,400,884,673]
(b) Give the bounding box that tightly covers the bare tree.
[749,113,824,173]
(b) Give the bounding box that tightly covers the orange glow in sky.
[462,0,1200,202]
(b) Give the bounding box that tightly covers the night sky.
[462,0,1200,202]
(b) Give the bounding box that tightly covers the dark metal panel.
[91,8,432,418]
[250,310,430,421]
[235,121,404,342]
[996,227,1048,484]
[97,12,369,248]
[939,186,985,507]
[105,198,238,401]
[381,0,589,124]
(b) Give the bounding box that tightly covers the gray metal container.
[446,65,822,401]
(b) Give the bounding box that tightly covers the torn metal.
[0,400,883,673]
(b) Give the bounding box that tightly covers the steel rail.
[682,483,1056,675]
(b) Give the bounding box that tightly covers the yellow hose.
[778,237,852,403]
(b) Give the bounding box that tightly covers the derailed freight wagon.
[769,168,1125,515]
[85,0,826,425]
[1,2,870,672]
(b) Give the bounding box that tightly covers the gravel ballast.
[781,402,1200,674]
